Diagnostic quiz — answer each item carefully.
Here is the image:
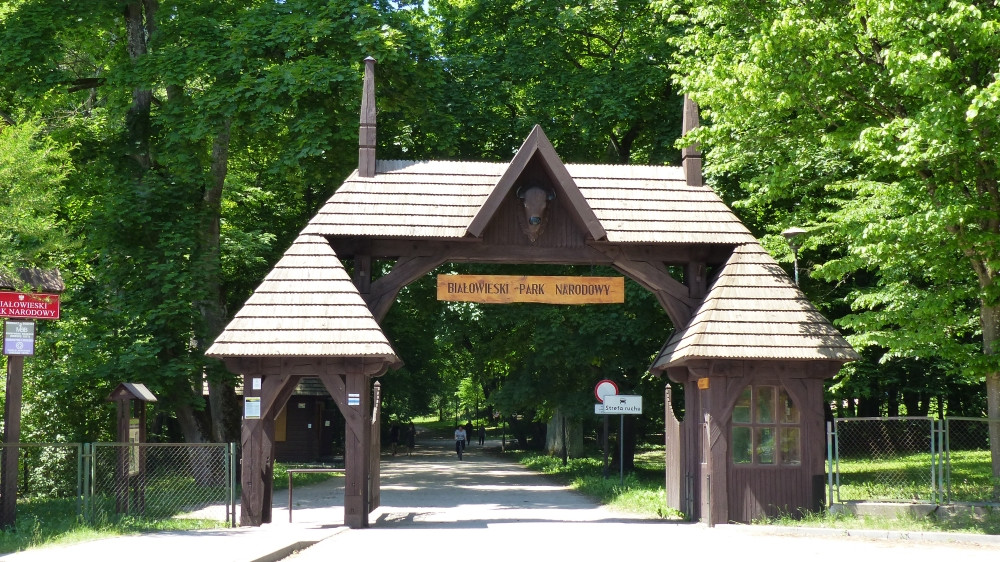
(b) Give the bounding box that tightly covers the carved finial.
[681,95,702,187]
[359,57,377,178]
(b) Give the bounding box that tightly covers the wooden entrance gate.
[208,57,856,528]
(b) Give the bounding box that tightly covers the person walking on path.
[406,421,416,456]
[478,425,485,446]
[454,426,467,460]
[389,421,400,456]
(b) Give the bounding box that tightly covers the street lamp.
[781,227,807,286]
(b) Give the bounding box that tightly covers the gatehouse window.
[732,385,800,466]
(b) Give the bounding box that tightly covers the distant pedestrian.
[389,421,400,456]
[465,421,473,447]
[478,425,485,446]
[454,426,467,460]
[406,421,416,456]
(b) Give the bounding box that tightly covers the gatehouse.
[207,57,856,528]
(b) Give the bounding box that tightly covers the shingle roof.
[301,159,756,245]
[206,234,399,363]
[651,243,858,368]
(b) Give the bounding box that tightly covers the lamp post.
[781,227,807,286]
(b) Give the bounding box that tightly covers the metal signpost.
[594,380,642,486]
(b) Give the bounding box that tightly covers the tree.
[666,0,1000,479]
[0,0,443,443]
[430,0,682,164]
[0,118,72,281]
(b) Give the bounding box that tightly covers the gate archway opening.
[208,58,856,528]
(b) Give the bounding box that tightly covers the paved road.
[287,434,1000,561]
[3,432,998,561]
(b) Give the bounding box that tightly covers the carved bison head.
[516,184,556,242]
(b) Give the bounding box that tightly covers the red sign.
[0,292,60,320]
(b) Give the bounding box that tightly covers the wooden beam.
[352,254,372,295]
[329,238,736,267]
[366,255,446,321]
[358,57,376,178]
[604,254,696,328]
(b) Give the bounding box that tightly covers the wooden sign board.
[437,275,625,305]
[0,292,60,320]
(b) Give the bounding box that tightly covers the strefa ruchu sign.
[436,275,624,305]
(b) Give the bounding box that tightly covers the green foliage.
[666,0,1000,417]
[0,118,73,279]
[429,0,683,163]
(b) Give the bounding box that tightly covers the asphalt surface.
[3,431,999,561]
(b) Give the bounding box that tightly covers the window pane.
[733,388,752,424]
[732,426,752,464]
[781,427,801,465]
[756,427,775,464]
[780,389,799,424]
[756,386,775,424]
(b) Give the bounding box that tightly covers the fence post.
[826,421,833,508]
[929,419,936,503]
[229,442,237,528]
[942,418,951,503]
[82,443,91,522]
[76,443,83,518]
[833,418,841,503]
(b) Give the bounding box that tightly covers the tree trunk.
[123,1,156,170]
[545,408,583,458]
[202,120,238,443]
[981,302,1000,498]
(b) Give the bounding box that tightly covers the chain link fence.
[86,443,237,525]
[0,442,236,526]
[942,418,1000,503]
[829,417,999,505]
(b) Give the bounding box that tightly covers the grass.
[499,444,684,520]
[0,496,226,554]
[501,441,1000,536]
[757,507,1000,535]
[834,449,998,503]
[0,460,332,554]
[273,463,345,490]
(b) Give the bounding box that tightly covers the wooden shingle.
[206,234,399,363]
[300,129,756,246]
[651,243,858,368]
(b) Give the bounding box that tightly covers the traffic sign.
[601,394,642,414]
[594,379,618,403]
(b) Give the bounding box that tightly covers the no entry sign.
[0,292,60,320]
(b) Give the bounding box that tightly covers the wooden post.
[0,355,23,528]
[240,373,265,526]
[342,372,371,528]
[358,56,377,178]
[115,400,130,514]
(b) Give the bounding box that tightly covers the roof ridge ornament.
[681,95,703,187]
[359,56,377,178]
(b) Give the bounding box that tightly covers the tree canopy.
[1,0,997,462]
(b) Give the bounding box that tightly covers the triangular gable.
[206,234,400,366]
[650,242,858,369]
[466,125,606,241]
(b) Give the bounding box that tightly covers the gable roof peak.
[466,125,606,241]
